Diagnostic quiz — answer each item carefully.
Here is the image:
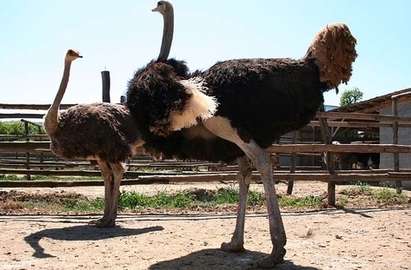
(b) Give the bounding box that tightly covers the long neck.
[157,6,174,61]
[44,59,71,136]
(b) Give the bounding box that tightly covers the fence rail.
[1,105,410,206]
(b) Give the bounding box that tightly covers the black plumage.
[203,58,327,148]
[126,23,357,163]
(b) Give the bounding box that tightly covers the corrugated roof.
[332,88,411,113]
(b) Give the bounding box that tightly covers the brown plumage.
[44,50,142,228]
[305,23,357,89]
[51,103,140,163]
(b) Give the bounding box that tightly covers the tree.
[340,87,363,107]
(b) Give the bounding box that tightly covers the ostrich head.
[305,23,357,91]
[65,49,83,62]
[152,1,173,15]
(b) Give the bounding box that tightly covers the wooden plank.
[268,144,411,153]
[391,91,411,99]
[0,141,50,153]
[0,113,44,119]
[0,168,241,177]
[1,172,410,188]
[319,116,336,206]
[0,103,75,110]
[317,111,411,123]
[3,142,411,155]
[309,120,411,128]
[392,98,402,193]
[101,71,111,102]
[287,131,297,195]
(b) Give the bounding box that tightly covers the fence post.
[319,117,336,206]
[392,97,402,194]
[287,131,297,195]
[23,121,31,180]
[101,70,111,103]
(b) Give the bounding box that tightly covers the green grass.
[116,188,322,210]
[0,121,45,135]
[279,195,323,208]
[5,188,321,212]
[372,188,408,204]
[339,185,409,206]
[4,186,407,214]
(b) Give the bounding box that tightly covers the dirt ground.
[0,182,410,270]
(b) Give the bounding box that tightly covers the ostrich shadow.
[24,225,163,258]
[149,249,320,270]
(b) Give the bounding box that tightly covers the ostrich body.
[127,2,357,267]
[44,50,142,227]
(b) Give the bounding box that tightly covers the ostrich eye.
[157,1,162,6]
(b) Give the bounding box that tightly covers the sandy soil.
[0,208,410,270]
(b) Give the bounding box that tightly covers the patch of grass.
[340,186,372,196]
[0,121,45,135]
[371,188,408,204]
[214,188,239,204]
[279,195,323,208]
[355,182,371,193]
[4,186,407,214]
[62,197,104,212]
[0,174,21,181]
[119,191,194,209]
[338,185,409,207]
[336,196,349,208]
[248,191,265,206]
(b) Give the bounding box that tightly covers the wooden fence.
[1,101,411,206]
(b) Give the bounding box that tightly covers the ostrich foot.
[89,218,115,228]
[220,240,245,252]
[256,247,286,268]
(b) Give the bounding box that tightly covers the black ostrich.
[127,1,357,267]
[44,50,143,227]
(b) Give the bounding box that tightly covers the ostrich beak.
[152,6,160,12]
[335,87,339,94]
[78,55,83,58]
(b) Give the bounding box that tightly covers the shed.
[333,88,411,187]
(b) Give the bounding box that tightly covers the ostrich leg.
[203,117,286,267]
[106,162,126,224]
[90,160,116,227]
[252,148,286,267]
[221,156,252,252]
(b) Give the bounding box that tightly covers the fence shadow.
[24,224,163,258]
[149,248,320,270]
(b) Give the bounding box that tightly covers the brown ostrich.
[44,49,143,227]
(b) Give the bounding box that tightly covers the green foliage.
[63,197,104,211]
[248,191,265,206]
[214,188,239,204]
[119,191,194,209]
[9,187,408,213]
[372,188,407,204]
[339,186,408,206]
[355,182,371,194]
[339,87,363,107]
[0,121,45,135]
[279,195,323,208]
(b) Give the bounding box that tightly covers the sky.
[1,0,410,106]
